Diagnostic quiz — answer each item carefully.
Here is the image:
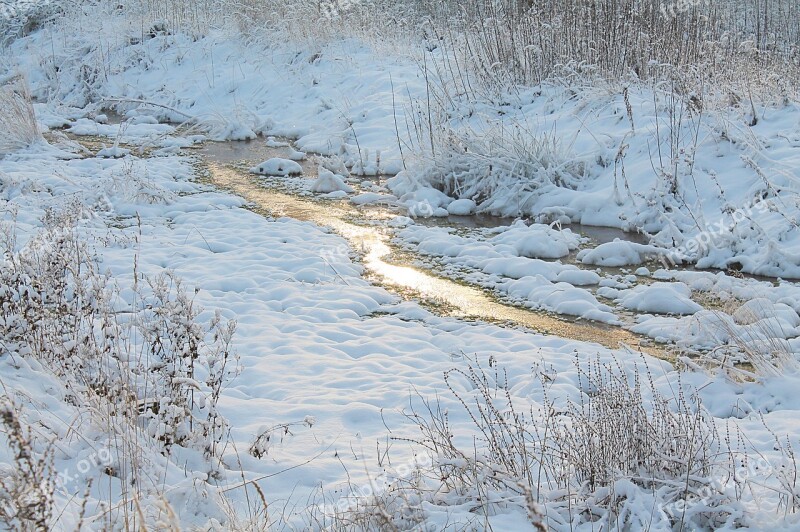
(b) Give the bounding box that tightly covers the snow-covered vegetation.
[1,0,800,529]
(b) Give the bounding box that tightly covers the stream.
[196,140,668,359]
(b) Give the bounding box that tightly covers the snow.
[264,136,289,148]
[249,157,303,176]
[612,282,703,315]
[1,4,800,530]
[507,275,619,323]
[489,220,583,259]
[320,190,348,199]
[310,167,353,194]
[349,192,397,205]
[733,298,800,327]
[96,145,130,158]
[287,148,306,161]
[556,269,601,286]
[578,240,666,267]
[446,198,476,215]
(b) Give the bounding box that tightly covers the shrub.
[0,398,56,532]
[338,355,750,529]
[0,77,41,157]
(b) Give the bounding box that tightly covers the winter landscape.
[1,0,800,529]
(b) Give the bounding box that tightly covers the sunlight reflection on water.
[204,154,666,359]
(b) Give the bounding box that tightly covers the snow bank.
[489,220,583,259]
[249,157,303,176]
[446,198,476,215]
[507,275,619,323]
[611,282,703,315]
[578,240,666,267]
[311,167,353,193]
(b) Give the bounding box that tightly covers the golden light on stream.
[206,160,666,359]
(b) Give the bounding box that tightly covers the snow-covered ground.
[7,2,800,280]
[1,2,800,529]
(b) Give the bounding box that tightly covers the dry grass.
[0,205,243,529]
[421,0,800,99]
[692,300,800,381]
[0,77,40,156]
[0,397,57,531]
[322,354,746,529]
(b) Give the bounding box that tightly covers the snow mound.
[265,136,289,147]
[250,158,303,176]
[578,240,664,267]
[507,275,619,323]
[387,216,414,228]
[311,167,353,193]
[617,282,702,315]
[632,311,735,347]
[733,298,800,327]
[447,199,476,215]
[211,122,257,141]
[556,269,601,286]
[350,192,397,205]
[288,148,306,161]
[399,187,452,208]
[96,146,130,158]
[490,221,582,259]
[633,307,800,349]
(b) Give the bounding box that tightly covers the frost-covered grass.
[0,205,243,527]
[318,355,800,530]
[0,77,40,155]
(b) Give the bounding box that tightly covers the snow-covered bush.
[0,77,41,156]
[0,0,63,47]
[308,482,433,531]
[396,124,584,217]
[0,398,57,531]
[137,272,239,458]
[0,208,239,459]
[348,355,751,530]
[0,207,241,527]
[544,357,727,525]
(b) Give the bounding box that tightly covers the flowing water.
[197,141,667,358]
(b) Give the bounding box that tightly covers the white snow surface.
[310,167,353,193]
[249,157,303,176]
[446,198,476,215]
[10,17,794,278]
[577,239,667,267]
[1,9,800,530]
[603,282,704,315]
